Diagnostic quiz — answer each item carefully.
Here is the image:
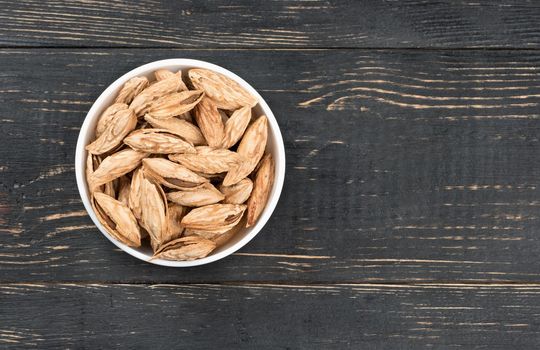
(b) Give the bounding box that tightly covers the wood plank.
[1,283,540,348]
[2,1,540,48]
[0,49,540,282]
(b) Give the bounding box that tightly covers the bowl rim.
[75,58,286,267]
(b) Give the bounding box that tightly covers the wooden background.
[1,1,540,348]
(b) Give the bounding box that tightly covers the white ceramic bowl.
[75,59,285,267]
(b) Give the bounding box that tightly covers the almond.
[124,128,196,154]
[223,115,268,186]
[169,146,242,174]
[193,97,224,148]
[147,90,204,120]
[189,68,257,110]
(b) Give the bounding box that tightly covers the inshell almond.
[140,177,168,251]
[183,212,243,240]
[189,69,257,110]
[169,146,242,174]
[147,90,204,120]
[154,69,175,81]
[181,204,246,231]
[193,97,224,148]
[153,236,216,261]
[128,167,144,220]
[144,114,206,146]
[114,76,149,104]
[165,203,186,243]
[166,183,225,207]
[142,158,208,190]
[130,74,184,116]
[246,153,275,227]
[223,115,268,186]
[92,155,116,198]
[95,103,129,138]
[86,108,137,155]
[117,176,131,206]
[212,216,247,247]
[221,106,251,149]
[220,178,253,204]
[87,154,116,197]
[184,217,242,240]
[88,149,148,191]
[154,71,188,91]
[86,153,97,183]
[152,71,191,121]
[124,128,196,154]
[93,192,141,247]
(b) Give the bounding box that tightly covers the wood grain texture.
[1,1,540,48]
[0,49,539,283]
[1,283,540,349]
[2,3,540,349]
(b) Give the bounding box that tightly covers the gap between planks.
[4,281,540,287]
[3,46,540,51]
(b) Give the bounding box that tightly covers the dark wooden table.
[1,1,540,348]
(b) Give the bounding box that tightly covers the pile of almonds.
[86,68,274,261]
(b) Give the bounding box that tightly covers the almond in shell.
[86,108,137,155]
[246,153,275,227]
[220,178,253,204]
[88,149,148,191]
[212,216,247,246]
[93,192,141,247]
[144,114,206,146]
[188,68,257,110]
[167,183,225,207]
[95,103,129,138]
[142,158,208,190]
[130,74,184,116]
[169,146,242,174]
[147,90,204,120]
[223,115,268,186]
[193,97,224,148]
[128,167,144,220]
[181,204,246,231]
[87,155,116,197]
[140,177,168,251]
[115,76,149,104]
[116,175,131,206]
[152,236,216,261]
[153,70,188,91]
[165,203,187,243]
[221,106,251,149]
[184,224,234,240]
[154,69,175,81]
[86,153,98,185]
[183,212,245,241]
[152,71,191,119]
[124,128,196,154]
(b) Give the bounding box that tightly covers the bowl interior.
[76,59,285,266]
